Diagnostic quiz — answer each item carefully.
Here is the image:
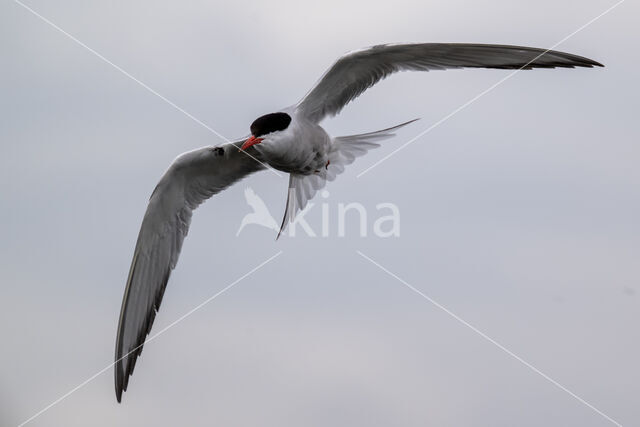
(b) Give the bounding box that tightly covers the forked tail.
[277,118,419,239]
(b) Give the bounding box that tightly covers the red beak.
[241,135,264,151]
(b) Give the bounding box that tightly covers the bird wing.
[296,43,602,123]
[115,141,264,401]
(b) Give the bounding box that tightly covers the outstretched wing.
[296,43,602,123]
[115,141,264,402]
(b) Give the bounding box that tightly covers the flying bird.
[115,43,602,401]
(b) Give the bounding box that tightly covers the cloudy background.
[1,0,638,425]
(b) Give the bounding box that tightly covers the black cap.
[250,112,292,137]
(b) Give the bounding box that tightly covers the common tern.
[115,42,602,401]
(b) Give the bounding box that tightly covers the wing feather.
[296,43,602,123]
[114,141,264,401]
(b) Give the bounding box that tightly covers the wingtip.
[581,57,604,68]
[115,369,125,403]
[579,56,604,68]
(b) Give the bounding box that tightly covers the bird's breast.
[259,121,331,174]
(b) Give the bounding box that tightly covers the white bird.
[115,42,602,401]
[236,187,280,235]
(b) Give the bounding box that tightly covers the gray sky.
[1,0,638,426]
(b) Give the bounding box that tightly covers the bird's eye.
[213,147,224,156]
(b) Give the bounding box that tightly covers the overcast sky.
[1,0,638,426]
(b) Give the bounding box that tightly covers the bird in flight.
[114,42,602,401]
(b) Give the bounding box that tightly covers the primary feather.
[296,43,602,123]
[114,142,263,401]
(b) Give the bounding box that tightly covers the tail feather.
[277,118,419,238]
[330,118,419,167]
[335,118,420,142]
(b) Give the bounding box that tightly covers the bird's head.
[241,112,292,150]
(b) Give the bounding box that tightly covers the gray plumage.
[114,141,263,402]
[297,43,602,123]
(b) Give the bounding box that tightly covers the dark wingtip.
[115,364,125,403]
[576,55,604,68]
[116,385,123,403]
